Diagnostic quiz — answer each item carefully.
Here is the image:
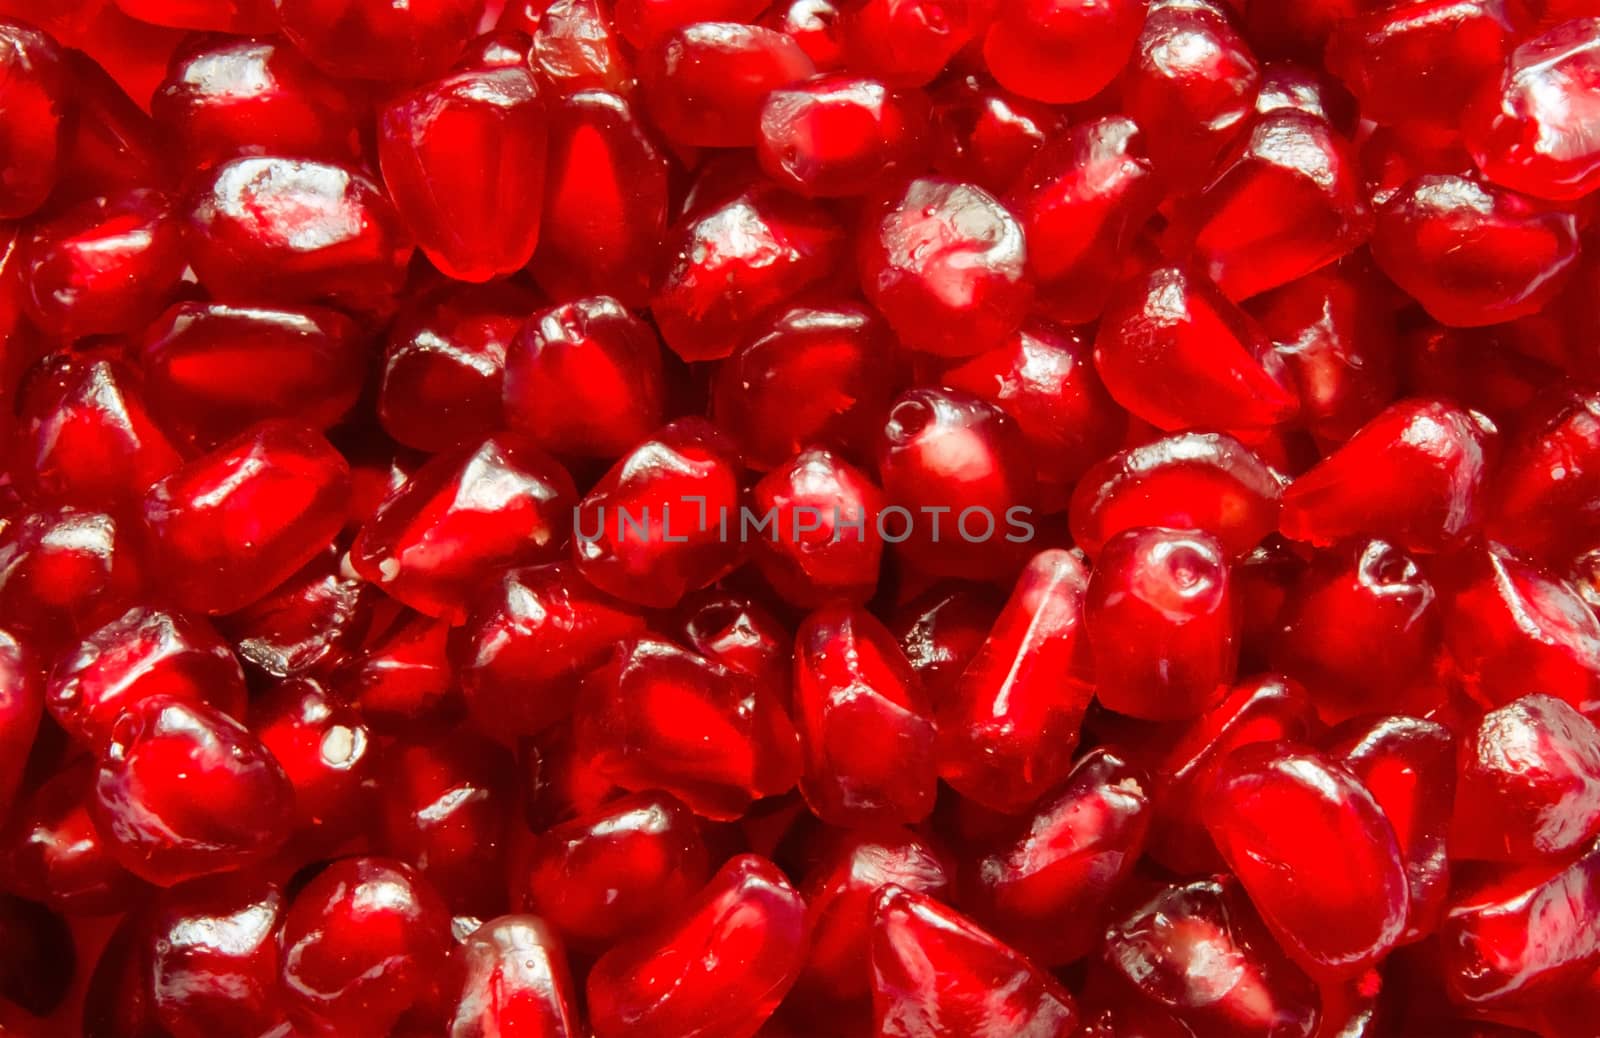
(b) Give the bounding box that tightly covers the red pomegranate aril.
[450,915,580,1038]
[274,0,484,82]
[335,611,462,733]
[792,603,936,826]
[757,74,929,198]
[185,156,414,315]
[19,188,186,341]
[1206,741,1411,978]
[379,281,537,454]
[572,418,742,608]
[453,562,644,741]
[1279,398,1496,553]
[1465,17,1600,201]
[351,434,576,623]
[641,23,814,149]
[1272,538,1441,722]
[150,35,364,171]
[872,884,1079,1038]
[502,295,667,459]
[1086,526,1238,721]
[752,450,885,607]
[146,874,288,1038]
[876,387,1037,579]
[143,421,351,616]
[1328,715,1456,943]
[653,181,846,361]
[377,736,516,919]
[890,583,1003,709]
[858,176,1033,358]
[379,63,549,282]
[712,300,900,471]
[1453,693,1600,862]
[1446,542,1600,715]
[0,507,140,641]
[140,301,367,448]
[1440,836,1600,1008]
[91,695,294,886]
[840,0,979,87]
[1095,264,1298,433]
[1487,384,1600,562]
[56,47,171,201]
[981,0,1145,104]
[938,549,1093,813]
[1249,261,1399,448]
[940,319,1126,513]
[1071,431,1286,558]
[928,75,1064,196]
[13,353,182,512]
[531,89,672,308]
[1121,0,1262,186]
[965,746,1152,966]
[613,0,767,47]
[113,0,276,31]
[0,20,68,220]
[0,894,73,1019]
[278,856,453,1038]
[519,790,711,945]
[1100,876,1320,1038]
[576,637,801,819]
[1172,109,1372,302]
[4,759,146,914]
[250,677,374,855]
[1008,116,1163,325]
[763,0,845,68]
[221,547,376,679]
[532,0,631,94]
[798,827,951,1001]
[1326,0,1514,135]
[0,631,40,817]
[1371,173,1581,328]
[587,854,806,1038]
[673,589,794,691]
[47,605,247,750]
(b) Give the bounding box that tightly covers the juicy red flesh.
[7,4,1600,1034]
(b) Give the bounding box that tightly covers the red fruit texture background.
[4,0,1600,1035]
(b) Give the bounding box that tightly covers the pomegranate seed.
[503,295,668,459]
[891,583,1004,708]
[0,21,68,220]
[0,631,40,817]
[576,638,801,819]
[185,156,415,315]
[249,677,374,856]
[857,176,1034,358]
[1278,397,1495,553]
[1205,741,1411,978]
[5,758,147,914]
[871,884,1079,1037]
[981,0,1144,104]
[752,450,886,606]
[150,35,364,170]
[146,874,288,1038]
[587,854,807,1037]
[964,747,1152,966]
[379,281,536,454]
[641,22,815,149]
[518,789,711,945]
[351,434,576,622]
[929,74,1064,195]
[672,588,794,692]
[0,507,141,643]
[449,915,580,1037]
[378,62,549,282]
[757,74,930,198]
[797,827,951,1001]
[1487,383,1600,562]
[19,188,186,341]
[335,611,463,733]
[91,695,294,886]
[1070,431,1286,558]
[47,605,247,750]
[572,419,743,607]
[274,0,484,82]
[1086,526,1238,721]
[220,548,376,679]
[532,0,631,93]
[1465,17,1600,201]
[143,421,351,615]
[792,603,936,826]
[938,549,1093,812]
[278,856,453,1038]
[0,895,72,1018]
[613,0,767,48]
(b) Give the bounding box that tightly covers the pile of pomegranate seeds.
[9,0,1600,1035]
